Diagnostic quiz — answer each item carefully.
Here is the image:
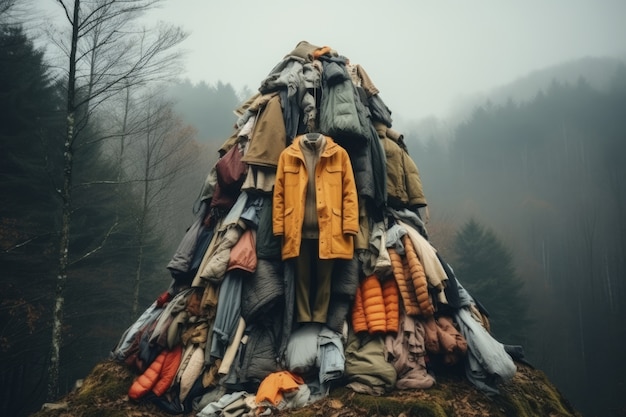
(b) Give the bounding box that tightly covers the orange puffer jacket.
[351,284,368,333]
[389,247,419,316]
[361,275,386,333]
[382,278,400,334]
[402,234,434,317]
[128,345,183,400]
[351,275,400,334]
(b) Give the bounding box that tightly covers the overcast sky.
[38,0,626,121]
[139,0,626,119]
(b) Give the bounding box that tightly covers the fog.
[142,0,626,119]
[15,1,626,416]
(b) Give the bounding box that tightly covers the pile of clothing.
[111,40,520,416]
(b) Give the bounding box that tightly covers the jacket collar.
[285,134,338,158]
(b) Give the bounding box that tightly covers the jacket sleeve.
[351,284,368,334]
[128,349,166,400]
[272,152,286,236]
[341,150,359,235]
[403,151,427,208]
[151,345,183,397]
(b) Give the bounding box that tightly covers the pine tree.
[0,24,63,417]
[453,218,531,345]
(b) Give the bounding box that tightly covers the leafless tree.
[46,0,186,400]
[121,90,199,317]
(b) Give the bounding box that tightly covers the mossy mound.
[30,360,581,417]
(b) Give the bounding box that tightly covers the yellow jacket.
[273,135,358,260]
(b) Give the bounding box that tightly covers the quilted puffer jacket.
[361,275,386,333]
[381,278,400,334]
[399,220,448,305]
[374,122,427,209]
[241,259,284,322]
[388,234,435,318]
[319,57,364,141]
[388,247,419,316]
[351,275,400,334]
[402,233,435,316]
[351,284,368,334]
[128,345,183,400]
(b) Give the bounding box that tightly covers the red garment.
[128,345,183,400]
[227,228,257,273]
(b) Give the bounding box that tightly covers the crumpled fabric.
[181,321,209,347]
[227,229,257,273]
[197,223,244,285]
[149,289,194,349]
[317,327,345,385]
[177,345,205,403]
[384,313,435,390]
[398,220,448,304]
[210,271,243,360]
[455,282,516,395]
[286,323,323,375]
[344,332,397,393]
[360,220,392,278]
[255,371,305,408]
[167,201,209,276]
[111,301,161,361]
[197,391,252,417]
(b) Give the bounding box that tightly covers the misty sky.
[140,0,626,119]
[34,1,626,120]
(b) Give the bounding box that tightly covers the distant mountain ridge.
[489,55,625,102]
[449,55,626,121]
[397,55,626,144]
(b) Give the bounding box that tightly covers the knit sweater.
[300,134,326,239]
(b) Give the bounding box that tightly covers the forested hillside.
[0,10,225,416]
[3,2,625,416]
[407,61,626,416]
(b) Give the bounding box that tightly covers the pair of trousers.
[295,239,334,323]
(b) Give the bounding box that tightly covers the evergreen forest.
[1,3,625,417]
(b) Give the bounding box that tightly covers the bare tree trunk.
[132,156,150,317]
[44,0,186,398]
[132,210,146,318]
[47,0,79,401]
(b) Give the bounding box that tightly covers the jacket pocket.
[284,165,300,174]
[284,164,301,197]
[324,163,343,192]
